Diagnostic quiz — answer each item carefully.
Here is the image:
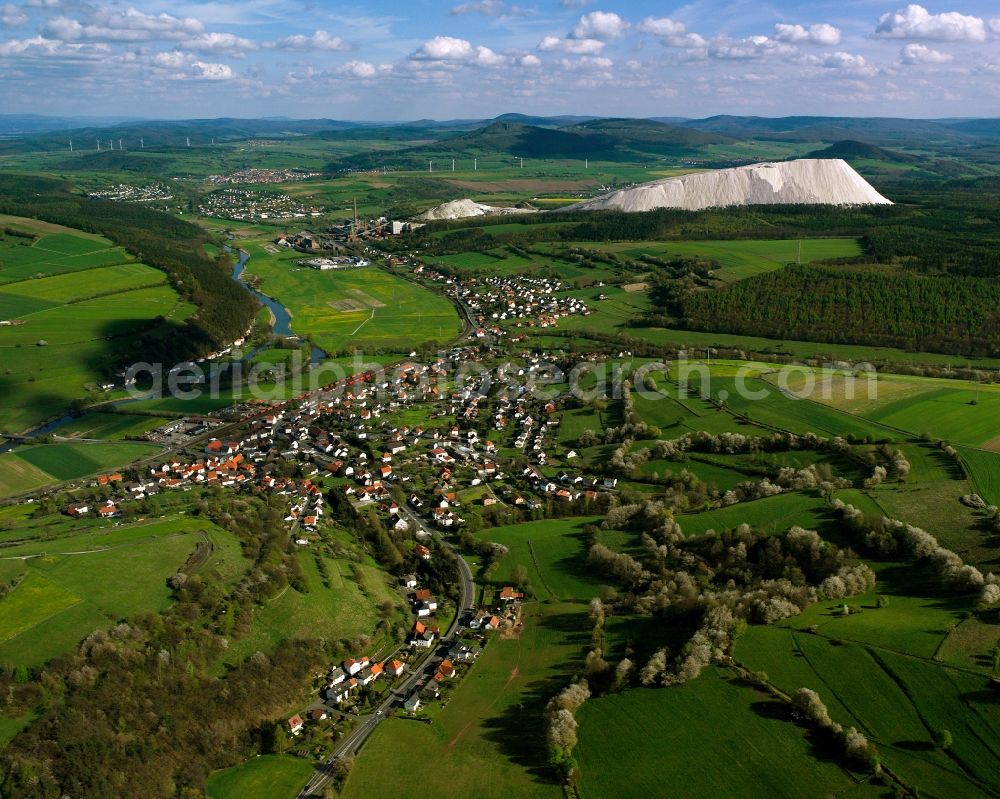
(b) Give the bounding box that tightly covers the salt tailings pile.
[416,199,537,221]
[564,159,892,213]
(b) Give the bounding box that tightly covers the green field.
[0,515,247,666]
[52,412,170,440]
[241,240,461,353]
[574,237,863,281]
[206,755,313,799]
[575,670,875,799]
[223,549,404,666]
[5,441,161,486]
[0,216,195,432]
[341,602,584,799]
[736,626,1000,799]
[475,517,603,602]
[679,491,832,536]
[957,446,1000,506]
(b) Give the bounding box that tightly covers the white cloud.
[1,3,27,26]
[989,19,1000,36]
[709,35,796,60]
[537,35,604,54]
[410,35,510,66]
[0,34,108,57]
[450,0,527,16]
[181,32,255,54]
[822,51,877,75]
[637,16,707,48]
[517,53,541,67]
[875,5,986,42]
[412,35,474,60]
[269,30,350,51]
[571,11,627,39]
[773,22,841,46]
[335,60,390,78]
[900,42,953,63]
[191,60,233,80]
[25,0,59,6]
[44,9,204,42]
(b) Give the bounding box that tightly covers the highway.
[298,509,475,798]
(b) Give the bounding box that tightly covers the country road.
[298,507,476,798]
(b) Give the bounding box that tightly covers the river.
[2,244,324,450]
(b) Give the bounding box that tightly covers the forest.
[676,265,1000,357]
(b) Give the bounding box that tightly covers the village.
[53,341,623,763]
[87,183,174,202]
[198,188,325,222]
[206,168,324,186]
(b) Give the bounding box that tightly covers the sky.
[2,1,1000,119]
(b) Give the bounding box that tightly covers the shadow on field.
[479,607,591,786]
[746,688,846,767]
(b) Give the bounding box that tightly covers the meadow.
[52,412,170,440]
[0,514,247,667]
[0,441,162,497]
[678,491,832,537]
[473,516,603,602]
[240,240,461,354]
[574,237,863,281]
[206,756,313,799]
[0,216,195,433]
[222,548,405,666]
[574,672,876,799]
[341,602,587,799]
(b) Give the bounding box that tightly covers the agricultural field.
[473,517,603,602]
[240,240,461,353]
[678,491,832,536]
[340,602,586,799]
[783,371,1000,446]
[0,441,162,498]
[51,412,170,441]
[222,549,406,666]
[957,447,1000,506]
[206,756,313,799]
[575,671,878,799]
[0,217,195,432]
[0,514,247,667]
[572,237,863,281]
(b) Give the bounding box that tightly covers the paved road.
[298,509,475,798]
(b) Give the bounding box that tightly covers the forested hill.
[0,174,257,366]
[678,264,1000,357]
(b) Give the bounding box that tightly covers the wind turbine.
[186,136,191,148]
[97,139,101,151]
[69,140,73,152]
[140,138,144,149]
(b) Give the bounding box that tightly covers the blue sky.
[2,1,1000,119]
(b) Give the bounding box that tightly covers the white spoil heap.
[564,159,892,213]
[416,198,538,221]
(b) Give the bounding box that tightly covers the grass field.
[575,670,874,799]
[0,441,161,494]
[474,517,603,602]
[957,447,1000,506]
[679,491,832,536]
[0,220,195,432]
[0,515,247,666]
[341,602,586,799]
[735,625,1000,799]
[241,240,461,353]
[223,549,404,666]
[206,756,313,799]
[52,412,170,440]
[573,237,862,282]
